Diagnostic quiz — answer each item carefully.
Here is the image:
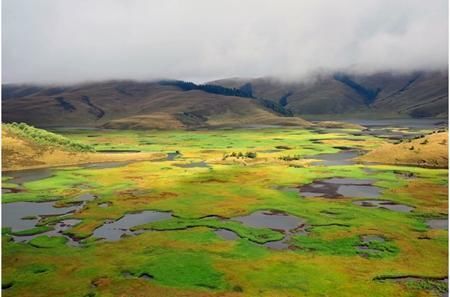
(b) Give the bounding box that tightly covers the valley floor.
[2,124,448,297]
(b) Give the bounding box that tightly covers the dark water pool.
[12,219,82,246]
[76,193,96,202]
[353,200,414,213]
[308,151,360,166]
[2,201,79,232]
[166,152,181,161]
[214,229,239,240]
[93,211,172,241]
[2,161,132,194]
[233,210,305,231]
[299,178,380,199]
[4,168,53,185]
[426,219,448,230]
[231,210,308,250]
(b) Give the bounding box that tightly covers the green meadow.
[2,127,448,297]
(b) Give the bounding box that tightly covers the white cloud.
[2,0,448,83]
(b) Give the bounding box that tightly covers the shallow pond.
[76,193,97,202]
[3,162,132,193]
[308,150,360,166]
[4,168,53,185]
[166,152,181,161]
[337,185,380,198]
[2,201,80,232]
[214,229,239,240]
[232,210,308,250]
[12,219,82,246]
[233,210,305,231]
[93,211,172,241]
[299,178,380,199]
[353,200,414,213]
[426,219,448,230]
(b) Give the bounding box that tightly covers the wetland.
[2,123,448,297]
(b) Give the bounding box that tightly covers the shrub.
[279,155,302,161]
[4,122,95,152]
[223,151,257,160]
[245,152,257,158]
[275,145,291,150]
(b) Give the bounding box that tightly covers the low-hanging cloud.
[2,0,448,84]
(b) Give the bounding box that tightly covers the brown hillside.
[210,71,448,118]
[358,131,448,168]
[3,81,309,129]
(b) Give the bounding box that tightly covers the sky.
[2,0,448,84]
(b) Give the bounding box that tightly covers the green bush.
[223,151,257,160]
[279,155,302,161]
[245,152,257,158]
[4,122,95,152]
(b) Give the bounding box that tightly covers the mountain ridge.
[2,70,447,129]
[2,80,309,129]
[209,70,448,119]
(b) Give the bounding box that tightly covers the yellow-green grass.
[359,131,448,168]
[2,128,447,297]
[2,123,166,171]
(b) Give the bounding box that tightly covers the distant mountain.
[209,71,448,119]
[3,71,446,129]
[2,80,309,129]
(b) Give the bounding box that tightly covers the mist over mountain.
[210,70,448,119]
[3,0,448,84]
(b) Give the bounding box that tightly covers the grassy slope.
[359,131,448,168]
[210,71,448,118]
[2,123,164,171]
[3,82,310,129]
